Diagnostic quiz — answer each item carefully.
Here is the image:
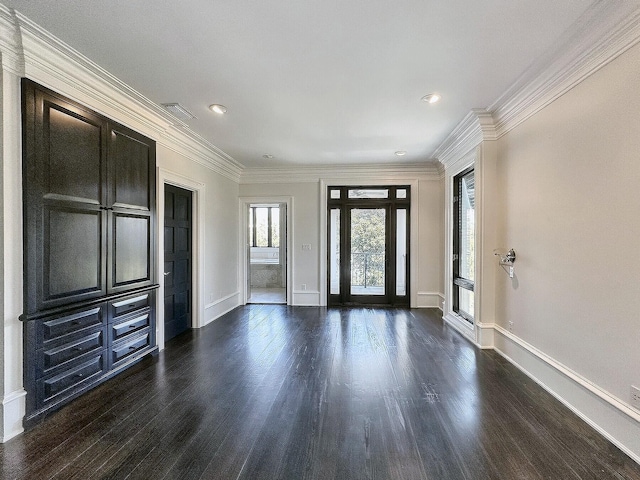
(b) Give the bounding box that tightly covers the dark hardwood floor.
[2,305,639,479]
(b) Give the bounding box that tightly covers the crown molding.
[0,7,23,75]
[2,8,242,182]
[490,1,640,138]
[432,109,496,169]
[434,2,640,166]
[240,161,441,184]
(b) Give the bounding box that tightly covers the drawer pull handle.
[74,373,84,378]
[128,325,138,329]
[128,346,137,350]
[73,347,83,351]
[71,321,80,325]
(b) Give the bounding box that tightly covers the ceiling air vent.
[161,103,197,120]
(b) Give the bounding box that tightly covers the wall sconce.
[494,248,516,278]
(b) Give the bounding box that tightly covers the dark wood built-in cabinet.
[20,79,158,427]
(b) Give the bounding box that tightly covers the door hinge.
[452,254,459,261]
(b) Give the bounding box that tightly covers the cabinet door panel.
[109,212,152,291]
[46,104,102,203]
[44,207,104,300]
[106,121,156,294]
[23,80,109,313]
[110,129,151,211]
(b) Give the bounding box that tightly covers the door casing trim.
[238,196,293,305]
[157,168,205,350]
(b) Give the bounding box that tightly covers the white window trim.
[443,149,477,341]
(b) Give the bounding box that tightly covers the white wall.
[239,173,443,307]
[416,177,444,309]
[157,145,240,328]
[493,40,640,456]
[239,182,320,305]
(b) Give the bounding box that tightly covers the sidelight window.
[453,168,475,322]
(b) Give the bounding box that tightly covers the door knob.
[164,272,171,276]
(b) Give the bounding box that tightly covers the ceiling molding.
[3,8,243,182]
[0,7,23,75]
[490,1,640,138]
[432,109,496,169]
[157,132,242,183]
[240,162,441,184]
[433,2,640,166]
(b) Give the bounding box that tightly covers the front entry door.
[164,185,192,341]
[328,186,410,306]
[348,207,389,303]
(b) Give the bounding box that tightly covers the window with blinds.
[453,168,475,322]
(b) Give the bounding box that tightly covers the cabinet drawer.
[40,330,104,373]
[40,353,106,403]
[110,293,150,318]
[111,312,150,342]
[111,331,150,367]
[41,307,104,342]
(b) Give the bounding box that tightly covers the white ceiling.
[5,0,596,168]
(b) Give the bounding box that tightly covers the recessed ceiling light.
[262,154,274,159]
[209,104,227,114]
[421,93,441,104]
[395,151,407,156]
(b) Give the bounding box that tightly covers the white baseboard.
[475,321,495,349]
[417,291,444,309]
[292,290,321,306]
[493,325,640,464]
[2,390,26,442]
[204,291,241,326]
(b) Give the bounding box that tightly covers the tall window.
[453,168,474,322]
[250,206,280,247]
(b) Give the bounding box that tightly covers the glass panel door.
[350,208,386,296]
[327,186,409,306]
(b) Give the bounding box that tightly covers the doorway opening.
[164,184,192,341]
[247,203,287,304]
[328,186,409,306]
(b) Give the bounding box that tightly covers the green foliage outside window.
[350,209,385,287]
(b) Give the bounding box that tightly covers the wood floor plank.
[1,305,639,480]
